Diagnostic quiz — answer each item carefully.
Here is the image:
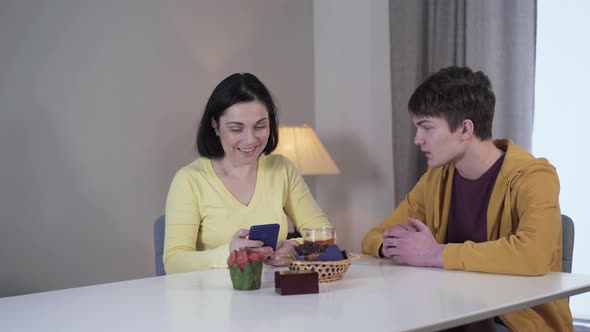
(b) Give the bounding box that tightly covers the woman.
[163,73,333,274]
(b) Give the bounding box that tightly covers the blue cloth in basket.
[293,244,346,261]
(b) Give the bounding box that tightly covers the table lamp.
[273,125,340,175]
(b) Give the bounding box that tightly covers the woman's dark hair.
[196,73,279,158]
[408,66,496,140]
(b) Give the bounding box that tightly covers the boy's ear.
[461,119,474,137]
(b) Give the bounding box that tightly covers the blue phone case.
[249,223,280,250]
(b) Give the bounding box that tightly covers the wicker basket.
[287,254,359,282]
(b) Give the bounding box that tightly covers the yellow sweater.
[362,139,573,331]
[164,154,331,274]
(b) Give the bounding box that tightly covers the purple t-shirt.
[445,153,506,244]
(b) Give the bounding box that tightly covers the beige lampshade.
[273,125,340,175]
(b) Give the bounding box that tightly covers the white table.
[2,255,590,332]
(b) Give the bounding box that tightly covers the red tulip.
[235,249,248,270]
[227,250,236,267]
[248,250,264,264]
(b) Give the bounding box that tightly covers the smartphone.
[249,223,280,250]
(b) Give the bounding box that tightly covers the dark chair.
[154,215,166,276]
[561,214,575,273]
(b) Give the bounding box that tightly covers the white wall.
[313,0,394,252]
[534,0,590,319]
[0,0,315,296]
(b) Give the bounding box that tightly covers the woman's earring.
[213,125,220,136]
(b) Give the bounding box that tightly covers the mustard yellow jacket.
[362,139,573,331]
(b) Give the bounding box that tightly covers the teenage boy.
[362,66,573,331]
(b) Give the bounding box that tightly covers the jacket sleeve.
[443,163,562,276]
[362,174,428,257]
[163,170,229,274]
[282,157,332,241]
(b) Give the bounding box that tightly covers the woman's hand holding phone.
[229,229,273,259]
[230,224,296,265]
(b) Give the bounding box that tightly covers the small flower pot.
[229,261,263,290]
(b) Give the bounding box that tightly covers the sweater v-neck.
[207,156,264,208]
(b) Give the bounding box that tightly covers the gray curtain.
[390,0,536,204]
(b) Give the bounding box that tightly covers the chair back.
[154,215,166,276]
[561,214,575,273]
